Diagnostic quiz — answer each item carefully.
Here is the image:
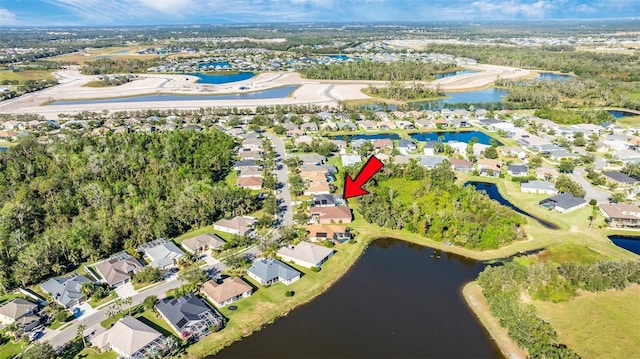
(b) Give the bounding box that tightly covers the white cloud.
[576,4,596,13]
[471,0,557,18]
[289,0,334,7]
[0,8,19,25]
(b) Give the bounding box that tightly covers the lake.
[410,130,496,145]
[607,110,638,119]
[190,72,255,84]
[466,181,560,230]
[536,72,573,81]
[0,147,6,152]
[608,235,640,255]
[435,69,479,79]
[49,86,299,106]
[333,133,401,141]
[213,238,502,359]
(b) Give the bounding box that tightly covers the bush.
[285,291,295,297]
[323,241,335,248]
[310,266,320,272]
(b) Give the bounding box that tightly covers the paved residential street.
[570,168,611,204]
[264,132,293,226]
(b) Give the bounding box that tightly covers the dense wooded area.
[0,131,259,291]
[356,161,526,249]
[478,260,640,358]
[80,58,160,75]
[301,61,458,81]
[366,82,444,101]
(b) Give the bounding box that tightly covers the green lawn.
[0,335,26,359]
[135,309,178,339]
[534,285,640,359]
[174,225,234,243]
[88,291,117,308]
[0,70,54,83]
[100,304,143,329]
[76,348,118,359]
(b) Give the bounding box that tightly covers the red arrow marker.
[343,155,384,199]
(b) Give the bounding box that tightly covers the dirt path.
[463,282,529,359]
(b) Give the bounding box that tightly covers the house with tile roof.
[90,316,165,358]
[277,242,334,268]
[201,277,253,308]
[94,253,144,287]
[0,298,40,331]
[181,234,226,254]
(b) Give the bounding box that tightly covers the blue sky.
[1,0,638,26]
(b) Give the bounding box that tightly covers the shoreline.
[462,282,529,359]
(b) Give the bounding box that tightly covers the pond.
[409,130,497,145]
[465,181,560,230]
[608,235,640,255]
[536,72,573,81]
[434,69,479,79]
[48,86,299,106]
[332,133,401,141]
[189,72,256,84]
[0,147,6,152]
[327,55,350,60]
[212,238,502,359]
[607,110,638,119]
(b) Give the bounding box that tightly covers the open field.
[0,70,55,83]
[49,47,159,64]
[534,285,640,359]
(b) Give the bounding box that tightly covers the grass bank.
[0,70,54,83]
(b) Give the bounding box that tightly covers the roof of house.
[202,277,252,305]
[141,241,184,268]
[248,258,300,283]
[420,156,446,167]
[543,193,586,209]
[306,181,331,193]
[507,164,529,173]
[95,254,144,286]
[309,206,352,222]
[341,154,362,167]
[603,171,638,184]
[156,295,216,331]
[182,234,226,252]
[236,176,263,188]
[449,158,472,167]
[0,298,38,321]
[397,139,416,148]
[600,203,640,219]
[41,275,91,307]
[521,180,556,192]
[312,194,336,205]
[277,242,334,266]
[214,216,256,234]
[90,316,162,357]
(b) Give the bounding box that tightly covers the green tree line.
[301,61,458,81]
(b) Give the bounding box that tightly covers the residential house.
[156,295,223,339]
[393,155,411,165]
[236,176,263,190]
[420,156,446,169]
[306,224,350,243]
[311,194,337,207]
[359,120,378,131]
[415,118,435,129]
[310,206,352,224]
[549,149,579,161]
[234,159,259,170]
[247,258,301,286]
[241,137,263,150]
[539,193,587,213]
[600,203,640,229]
[201,277,253,308]
[295,154,326,166]
[0,298,40,331]
[341,154,362,167]
[395,120,414,130]
[477,158,503,177]
[213,216,256,236]
[238,167,263,178]
[301,122,319,132]
[41,274,92,308]
[329,139,347,150]
[449,158,473,172]
[304,181,331,196]
[536,167,559,180]
[94,253,144,287]
[181,234,226,254]
[138,239,185,269]
[507,164,529,177]
[602,171,639,187]
[90,317,165,359]
[237,150,262,160]
[277,242,335,268]
[501,146,526,159]
[520,181,558,195]
[373,139,393,150]
[397,139,417,154]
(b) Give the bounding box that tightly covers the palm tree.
[164,336,180,354]
[76,324,87,348]
[123,297,133,316]
[5,322,20,341]
[80,282,94,298]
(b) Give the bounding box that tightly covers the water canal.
[213,238,502,358]
[608,235,640,255]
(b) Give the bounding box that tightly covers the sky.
[0,0,638,26]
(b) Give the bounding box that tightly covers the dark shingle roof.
[155,295,215,331]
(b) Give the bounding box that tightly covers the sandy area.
[463,282,529,359]
[0,64,533,116]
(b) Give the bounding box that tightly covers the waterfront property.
[181,233,227,254]
[539,193,587,213]
[276,242,335,268]
[0,298,40,331]
[138,239,185,269]
[306,224,350,243]
[201,277,253,308]
[90,316,165,359]
[156,295,223,339]
[94,252,144,287]
[520,180,558,195]
[41,274,92,308]
[600,203,640,229]
[247,258,301,286]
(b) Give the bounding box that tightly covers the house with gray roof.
[181,233,226,254]
[156,295,222,340]
[507,164,529,177]
[602,171,639,186]
[420,156,446,169]
[0,298,40,331]
[94,253,144,287]
[549,149,579,161]
[520,181,558,195]
[90,316,165,359]
[247,258,301,286]
[41,274,91,308]
[277,242,335,268]
[138,239,185,269]
[397,139,417,154]
[311,194,337,207]
[540,193,587,213]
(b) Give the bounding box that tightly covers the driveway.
[570,168,611,204]
[114,282,138,298]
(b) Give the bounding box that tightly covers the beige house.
[277,241,335,268]
[0,298,40,331]
[90,316,165,359]
[181,233,226,254]
[202,277,253,308]
[94,253,144,287]
[213,216,256,236]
